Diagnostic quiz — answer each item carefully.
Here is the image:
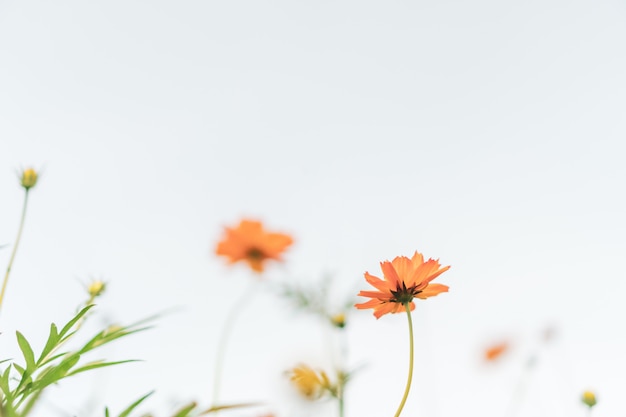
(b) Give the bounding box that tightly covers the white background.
[1,1,625,416]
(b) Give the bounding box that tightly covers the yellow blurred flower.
[581,390,597,408]
[288,364,330,400]
[87,280,106,298]
[330,313,346,328]
[19,168,38,190]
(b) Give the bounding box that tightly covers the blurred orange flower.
[216,219,293,273]
[355,251,450,319]
[484,342,509,361]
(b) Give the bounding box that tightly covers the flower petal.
[364,272,392,291]
[411,251,424,266]
[413,259,445,288]
[415,283,449,299]
[357,290,392,300]
[380,261,401,288]
[391,256,415,286]
[355,299,382,309]
[373,302,397,319]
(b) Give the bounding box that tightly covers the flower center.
[246,247,266,261]
[390,282,421,304]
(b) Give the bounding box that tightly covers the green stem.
[338,390,345,417]
[393,303,414,417]
[211,283,256,407]
[0,190,30,315]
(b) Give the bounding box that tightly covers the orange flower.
[215,219,293,273]
[484,342,509,361]
[355,251,450,319]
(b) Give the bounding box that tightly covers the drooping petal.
[357,290,392,301]
[415,283,449,299]
[373,302,397,319]
[364,272,392,291]
[355,298,383,309]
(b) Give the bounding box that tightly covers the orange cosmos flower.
[355,251,450,319]
[484,342,509,361]
[215,219,293,273]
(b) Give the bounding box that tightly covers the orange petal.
[373,302,397,319]
[380,261,400,288]
[391,256,414,284]
[357,290,392,300]
[415,283,449,299]
[423,263,451,285]
[364,272,392,291]
[413,259,444,288]
[355,299,382,309]
[410,251,424,267]
[265,233,294,251]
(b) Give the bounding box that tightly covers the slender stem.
[338,390,345,417]
[211,282,256,406]
[0,190,30,315]
[393,303,415,417]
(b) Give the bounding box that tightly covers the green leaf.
[171,402,197,417]
[12,363,25,375]
[59,305,94,339]
[78,329,107,354]
[38,351,68,367]
[18,388,43,417]
[37,323,60,365]
[31,353,80,390]
[105,407,111,417]
[117,391,154,417]
[65,359,139,377]
[79,325,151,355]
[12,362,33,395]
[16,332,36,373]
[0,366,13,398]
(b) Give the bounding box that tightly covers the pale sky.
[1,1,626,417]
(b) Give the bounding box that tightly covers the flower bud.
[19,168,38,190]
[88,280,106,298]
[330,313,346,328]
[581,391,597,408]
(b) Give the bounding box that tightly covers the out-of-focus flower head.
[355,250,450,319]
[288,364,331,400]
[484,341,509,362]
[215,219,293,273]
[581,390,597,408]
[330,312,346,328]
[542,325,558,343]
[87,280,107,299]
[19,168,38,190]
